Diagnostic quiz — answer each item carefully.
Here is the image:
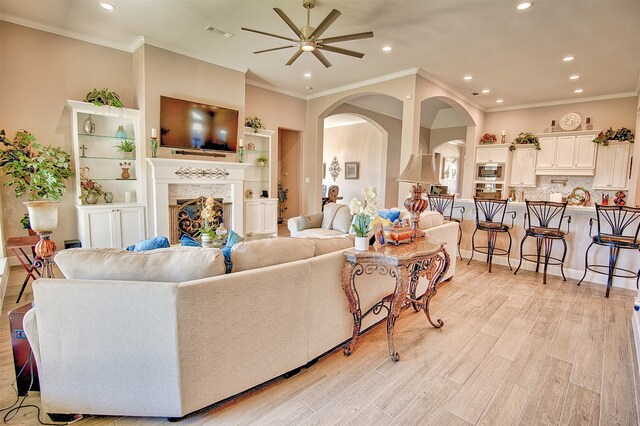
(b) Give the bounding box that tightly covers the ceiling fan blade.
[312,49,332,68]
[241,27,298,42]
[254,45,296,54]
[285,49,304,66]
[310,9,341,40]
[318,44,364,59]
[273,8,304,39]
[319,31,374,44]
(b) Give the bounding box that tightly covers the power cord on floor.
[1,351,78,425]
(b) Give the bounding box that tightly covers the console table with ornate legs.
[341,239,450,362]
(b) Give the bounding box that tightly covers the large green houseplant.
[0,129,74,232]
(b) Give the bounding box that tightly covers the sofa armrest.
[288,217,302,236]
[423,221,458,280]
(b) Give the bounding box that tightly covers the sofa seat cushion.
[292,228,347,239]
[55,246,225,282]
[231,238,316,272]
[309,235,355,256]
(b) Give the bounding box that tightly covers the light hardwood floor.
[1,259,639,425]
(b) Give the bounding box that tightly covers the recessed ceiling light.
[463,75,473,80]
[496,99,504,103]
[382,46,392,52]
[563,56,574,62]
[574,89,583,93]
[482,89,490,94]
[99,2,115,10]
[516,1,533,10]
[305,86,313,90]
[569,74,580,80]
[303,73,312,78]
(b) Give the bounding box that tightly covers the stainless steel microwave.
[476,164,505,181]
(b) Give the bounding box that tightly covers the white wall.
[322,121,384,208]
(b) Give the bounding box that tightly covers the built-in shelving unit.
[242,127,274,198]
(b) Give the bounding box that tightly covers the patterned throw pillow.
[221,230,244,273]
[126,236,170,251]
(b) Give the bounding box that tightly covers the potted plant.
[79,179,105,204]
[0,129,73,233]
[593,127,635,146]
[277,181,288,224]
[256,156,268,167]
[349,187,379,251]
[509,132,540,151]
[245,116,265,133]
[479,133,497,145]
[84,88,124,108]
[114,139,135,158]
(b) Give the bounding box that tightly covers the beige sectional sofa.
[23,231,457,419]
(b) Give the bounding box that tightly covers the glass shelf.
[80,178,137,181]
[78,133,135,141]
[80,156,137,161]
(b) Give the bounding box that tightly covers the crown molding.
[486,92,639,112]
[0,14,131,52]
[306,68,419,100]
[132,36,247,73]
[416,69,487,112]
[245,79,306,100]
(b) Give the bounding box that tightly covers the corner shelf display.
[243,127,275,198]
[67,100,146,248]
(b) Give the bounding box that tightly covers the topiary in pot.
[84,88,124,108]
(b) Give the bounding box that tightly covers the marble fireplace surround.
[146,158,250,237]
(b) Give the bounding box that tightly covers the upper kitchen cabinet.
[476,145,509,163]
[535,131,598,176]
[593,142,632,190]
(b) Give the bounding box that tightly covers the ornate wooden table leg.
[421,249,450,328]
[387,265,410,362]
[408,266,421,312]
[342,262,362,356]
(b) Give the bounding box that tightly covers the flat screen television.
[160,96,239,152]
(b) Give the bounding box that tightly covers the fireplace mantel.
[146,158,251,237]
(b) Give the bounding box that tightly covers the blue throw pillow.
[180,234,202,247]
[126,236,170,252]
[222,230,244,273]
[378,209,401,223]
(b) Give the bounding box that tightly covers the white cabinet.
[476,146,508,163]
[535,131,598,176]
[509,146,537,187]
[77,205,145,248]
[244,199,277,235]
[593,142,631,190]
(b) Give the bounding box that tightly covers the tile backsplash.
[510,176,626,204]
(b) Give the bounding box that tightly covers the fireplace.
[168,197,231,244]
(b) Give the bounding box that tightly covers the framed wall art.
[345,162,360,180]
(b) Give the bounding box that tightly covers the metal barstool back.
[427,194,465,260]
[578,204,640,297]
[514,201,571,284]
[468,197,516,273]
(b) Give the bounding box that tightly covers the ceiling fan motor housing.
[303,0,316,9]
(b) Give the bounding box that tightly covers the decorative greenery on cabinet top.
[593,127,635,146]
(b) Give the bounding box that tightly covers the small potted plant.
[349,187,379,251]
[593,127,635,146]
[509,132,540,151]
[79,179,105,204]
[256,156,268,167]
[277,181,288,224]
[245,116,265,133]
[0,129,73,233]
[480,133,497,145]
[84,88,124,108]
[114,139,135,159]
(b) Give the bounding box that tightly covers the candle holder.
[500,134,506,144]
[150,137,158,158]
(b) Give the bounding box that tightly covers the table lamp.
[397,153,440,240]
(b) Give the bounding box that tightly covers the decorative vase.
[150,137,158,158]
[115,125,128,139]
[23,200,61,233]
[104,192,114,203]
[121,168,131,180]
[83,115,96,134]
[201,233,214,248]
[354,236,369,252]
[85,195,98,205]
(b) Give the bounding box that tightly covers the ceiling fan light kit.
[241,0,373,68]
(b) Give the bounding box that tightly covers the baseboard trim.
[459,249,638,291]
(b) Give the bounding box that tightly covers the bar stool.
[514,200,571,284]
[427,194,465,260]
[468,197,516,273]
[578,204,640,298]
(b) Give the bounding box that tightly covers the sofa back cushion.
[397,209,444,229]
[321,203,343,230]
[55,247,225,282]
[309,235,355,256]
[331,205,353,234]
[231,238,316,272]
[299,213,323,230]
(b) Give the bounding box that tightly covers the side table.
[342,239,450,362]
[5,236,42,303]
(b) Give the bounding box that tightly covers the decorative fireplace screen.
[168,197,230,244]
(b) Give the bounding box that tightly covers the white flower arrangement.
[349,186,379,237]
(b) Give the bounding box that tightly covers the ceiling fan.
[241,0,373,68]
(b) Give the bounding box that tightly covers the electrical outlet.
[14,330,26,339]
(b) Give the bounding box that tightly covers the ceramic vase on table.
[354,236,369,252]
[23,200,61,278]
[121,168,131,180]
[201,234,214,248]
[115,125,128,139]
[85,195,98,205]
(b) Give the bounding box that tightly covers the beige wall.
[322,122,384,208]
[278,129,301,219]
[429,126,467,152]
[0,22,133,248]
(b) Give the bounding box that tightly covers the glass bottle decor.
[115,125,128,139]
[83,115,96,134]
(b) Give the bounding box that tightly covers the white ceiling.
[1,0,639,109]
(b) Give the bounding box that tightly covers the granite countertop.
[456,198,596,213]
